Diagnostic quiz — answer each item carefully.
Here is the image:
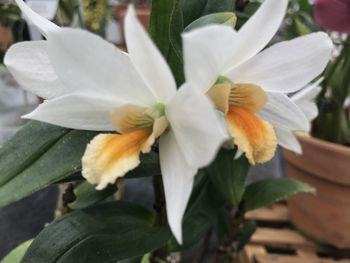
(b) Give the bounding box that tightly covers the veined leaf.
[22,201,171,263]
[0,121,70,186]
[243,178,315,211]
[0,121,161,207]
[0,128,98,207]
[149,0,177,57]
[149,0,184,85]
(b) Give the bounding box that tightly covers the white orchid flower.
[4,0,227,243]
[182,0,333,164]
[276,79,322,154]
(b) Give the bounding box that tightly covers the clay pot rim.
[297,135,350,156]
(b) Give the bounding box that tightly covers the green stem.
[319,37,350,98]
[151,175,168,262]
[339,46,350,102]
[213,204,246,263]
[314,36,350,144]
[152,175,166,225]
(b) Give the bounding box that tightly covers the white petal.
[14,0,59,37]
[295,100,319,123]
[293,88,321,122]
[292,87,321,103]
[4,41,64,99]
[159,130,196,244]
[226,32,333,93]
[292,80,321,121]
[23,94,116,131]
[47,28,156,107]
[125,6,176,102]
[258,92,309,131]
[166,85,227,168]
[224,0,288,70]
[182,25,238,92]
[275,128,302,154]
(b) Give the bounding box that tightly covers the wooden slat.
[296,248,318,259]
[245,204,289,222]
[243,245,267,263]
[254,254,346,263]
[244,245,267,259]
[238,202,350,263]
[250,228,316,249]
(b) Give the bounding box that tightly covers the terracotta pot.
[283,136,350,248]
[115,4,151,45]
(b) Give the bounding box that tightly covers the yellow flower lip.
[83,104,169,190]
[208,76,277,165]
[82,103,170,190]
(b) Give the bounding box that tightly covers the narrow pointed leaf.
[0,121,161,207]
[149,0,184,85]
[0,129,97,207]
[0,121,69,186]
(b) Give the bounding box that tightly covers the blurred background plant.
[56,0,111,37]
[0,1,20,63]
[285,0,350,146]
[118,0,151,6]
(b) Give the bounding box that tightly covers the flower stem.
[151,175,169,262]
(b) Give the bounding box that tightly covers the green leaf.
[292,17,311,36]
[169,175,225,251]
[149,0,184,85]
[0,121,70,187]
[22,201,171,263]
[208,149,250,206]
[118,256,143,263]
[0,127,98,207]
[140,254,150,263]
[1,240,32,263]
[125,152,161,179]
[184,12,237,32]
[149,0,176,58]
[243,178,315,211]
[298,0,313,14]
[215,207,231,244]
[182,0,235,27]
[68,181,118,210]
[0,120,160,207]
[237,220,256,251]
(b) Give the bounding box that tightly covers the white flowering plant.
[0,0,332,262]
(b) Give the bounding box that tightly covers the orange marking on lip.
[226,106,277,165]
